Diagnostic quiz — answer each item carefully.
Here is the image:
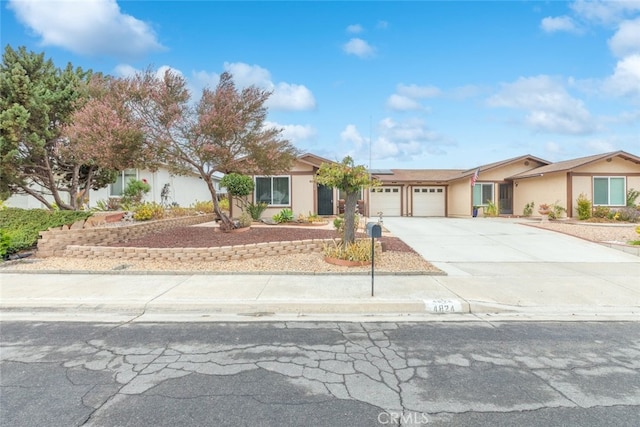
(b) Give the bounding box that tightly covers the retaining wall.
[37,214,216,257]
[63,239,333,262]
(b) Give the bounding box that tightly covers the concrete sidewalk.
[1,218,639,322]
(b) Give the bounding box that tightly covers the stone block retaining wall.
[38,214,216,257]
[63,239,333,262]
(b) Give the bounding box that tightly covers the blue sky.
[2,0,639,170]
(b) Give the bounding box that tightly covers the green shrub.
[0,208,92,258]
[576,193,592,220]
[192,200,214,213]
[548,202,566,220]
[627,188,639,207]
[273,208,294,224]
[0,229,12,259]
[133,202,165,221]
[246,202,268,220]
[523,201,534,217]
[593,206,610,218]
[483,200,498,217]
[323,238,376,262]
[616,207,640,223]
[218,197,230,211]
[93,198,122,212]
[237,212,252,228]
[122,179,151,205]
[333,213,360,237]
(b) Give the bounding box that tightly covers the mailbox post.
[366,222,382,296]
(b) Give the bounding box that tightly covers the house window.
[473,183,493,206]
[594,177,625,206]
[110,169,137,197]
[255,176,290,206]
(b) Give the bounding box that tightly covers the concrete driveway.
[382,217,640,276]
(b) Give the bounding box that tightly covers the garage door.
[412,187,445,216]
[370,187,401,217]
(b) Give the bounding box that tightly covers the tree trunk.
[203,175,234,230]
[343,191,359,244]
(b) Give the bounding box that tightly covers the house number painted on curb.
[426,299,462,313]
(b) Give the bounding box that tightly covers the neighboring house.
[4,167,221,210]
[367,151,640,218]
[507,151,640,218]
[91,167,222,208]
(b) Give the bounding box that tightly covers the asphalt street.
[2,321,639,426]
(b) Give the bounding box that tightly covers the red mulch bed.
[110,226,417,253]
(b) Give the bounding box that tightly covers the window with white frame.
[110,169,137,197]
[255,176,290,205]
[473,183,493,206]
[593,177,625,206]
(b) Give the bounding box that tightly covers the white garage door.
[412,187,445,216]
[370,187,402,217]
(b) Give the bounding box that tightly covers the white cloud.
[386,84,440,112]
[114,64,140,77]
[603,54,640,98]
[376,20,389,30]
[608,17,640,58]
[268,83,316,111]
[265,121,317,143]
[222,62,316,111]
[540,16,579,33]
[570,0,640,26]
[341,124,367,149]
[487,75,596,134]
[386,94,423,111]
[223,62,272,88]
[192,70,220,90]
[343,38,375,58]
[8,0,164,59]
[397,84,441,99]
[342,118,449,162]
[346,24,363,34]
[586,139,617,152]
[451,85,485,100]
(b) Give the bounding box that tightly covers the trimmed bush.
[0,208,91,258]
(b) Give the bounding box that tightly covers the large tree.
[70,68,298,229]
[0,46,127,209]
[316,156,378,244]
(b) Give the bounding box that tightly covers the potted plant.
[538,203,551,215]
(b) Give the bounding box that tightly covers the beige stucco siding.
[447,180,473,217]
[514,173,567,217]
[573,157,639,174]
[570,175,592,217]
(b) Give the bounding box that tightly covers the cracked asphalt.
[1,321,639,426]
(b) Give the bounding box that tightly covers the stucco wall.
[447,180,473,217]
[87,169,215,209]
[514,173,567,217]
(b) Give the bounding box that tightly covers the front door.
[498,183,513,215]
[317,184,333,215]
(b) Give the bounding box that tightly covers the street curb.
[0,269,447,276]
